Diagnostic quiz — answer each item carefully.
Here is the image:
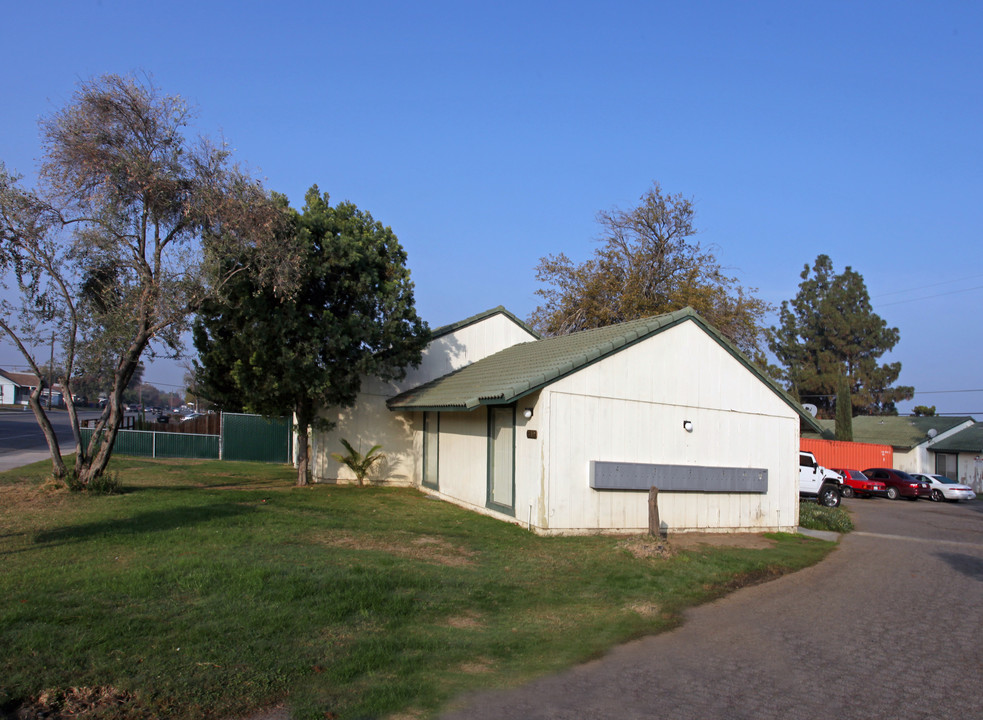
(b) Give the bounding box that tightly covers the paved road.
[441,498,983,720]
[0,408,103,471]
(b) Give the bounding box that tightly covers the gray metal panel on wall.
[589,461,768,493]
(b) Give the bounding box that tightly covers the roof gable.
[925,423,983,453]
[389,307,822,432]
[431,306,540,341]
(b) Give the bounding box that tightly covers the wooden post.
[648,486,660,537]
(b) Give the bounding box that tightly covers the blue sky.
[2,1,982,415]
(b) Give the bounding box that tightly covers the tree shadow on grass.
[30,502,257,547]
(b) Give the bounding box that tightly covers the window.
[935,452,958,480]
[423,412,439,489]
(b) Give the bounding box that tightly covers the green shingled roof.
[927,423,983,453]
[804,415,974,450]
[431,306,541,341]
[388,307,823,432]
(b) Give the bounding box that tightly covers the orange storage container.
[800,437,893,471]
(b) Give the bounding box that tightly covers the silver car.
[910,473,977,502]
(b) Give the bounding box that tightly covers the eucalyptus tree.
[0,74,294,485]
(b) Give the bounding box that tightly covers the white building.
[313,307,822,534]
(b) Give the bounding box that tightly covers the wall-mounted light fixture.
[523,408,534,419]
[682,420,693,432]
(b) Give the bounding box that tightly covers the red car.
[862,468,932,500]
[833,468,886,498]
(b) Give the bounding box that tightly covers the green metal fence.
[221,413,292,463]
[79,428,220,460]
[79,412,291,463]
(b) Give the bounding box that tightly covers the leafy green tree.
[0,74,291,484]
[768,254,913,418]
[194,186,430,486]
[835,375,853,441]
[912,405,936,416]
[529,182,772,360]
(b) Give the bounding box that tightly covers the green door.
[487,406,515,515]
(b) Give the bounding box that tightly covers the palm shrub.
[330,439,385,486]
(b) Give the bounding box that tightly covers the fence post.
[648,486,660,537]
[219,412,224,460]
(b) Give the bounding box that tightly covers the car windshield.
[932,476,958,484]
[896,471,917,481]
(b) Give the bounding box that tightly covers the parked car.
[156,413,170,424]
[862,468,932,500]
[800,451,842,507]
[833,468,886,498]
[910,473,977,503]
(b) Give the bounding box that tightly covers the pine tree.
[767,254,913,417]
[835,375,853,441]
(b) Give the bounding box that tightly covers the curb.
[796,526,841,542]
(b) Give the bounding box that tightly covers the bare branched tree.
[530,183,772,360]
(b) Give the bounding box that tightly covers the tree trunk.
[27,385,67,478]
[75,337,147,485]
[295,422,311,487]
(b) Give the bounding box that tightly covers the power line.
[913,389,983,395]
[872,273,983,299]
[875,284,983,308]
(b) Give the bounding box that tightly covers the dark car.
[862,468,932,500]
[833,468,886,498]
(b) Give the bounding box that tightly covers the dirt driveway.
[439,498,983,720]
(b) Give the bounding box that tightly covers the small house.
[313,307,822,534]
[0,370,39,405]
[804,416,974,477]
[922,423,983,492]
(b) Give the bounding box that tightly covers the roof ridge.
[389,306,822,434]
[431,306,541,340]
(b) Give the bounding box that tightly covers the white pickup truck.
[799,451,842,507]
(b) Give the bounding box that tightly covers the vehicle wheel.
[841,486,854,499]
[819,484,841,508]
[932,489,944,502]
[886,486,900,500]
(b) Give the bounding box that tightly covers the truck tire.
[818,484,841,508]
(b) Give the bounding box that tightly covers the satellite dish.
[802,403,818,417]
[927,428,938,438]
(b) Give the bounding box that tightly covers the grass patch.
[1,458,835,720]
[798,501,855,533]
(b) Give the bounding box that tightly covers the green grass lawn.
[0,458,835,720]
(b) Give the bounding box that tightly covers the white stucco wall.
[312,311,537,484]
[955,452,983,493]
[0,379,15,405]
[532,322,800,534]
